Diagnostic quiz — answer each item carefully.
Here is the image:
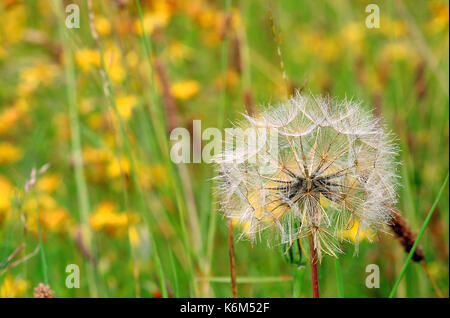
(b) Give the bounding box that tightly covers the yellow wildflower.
[340,220,375,243]
[340,22,365,53]
[16,62,59,96]
[126,51,140,69]
[75,48,101,72]
[36,174,61,193]
[171,80,200,100]
[0,142,23,164]
[428,1,449,34]
[95,16,111,36]
[168,41,193,63]
[107,156,130,179]
[90,201,139,236]
[83,147,111,164]
[133,1,171,35]
[104,45,125,83]
[0,275,28,298]
[22,193,72,234]
[380,42,417,63]
[128,226,140,247]
[40,208,71,232]
[299,29,341,62]
[87,113,104,131]
[0,3,26,45]
[115,94,138,120]
[0,99,28,136]
[0,175,13,223]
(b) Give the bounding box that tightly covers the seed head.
[215,94,399,259]
[33,283,54,298]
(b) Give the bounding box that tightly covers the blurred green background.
[0,0,448,298]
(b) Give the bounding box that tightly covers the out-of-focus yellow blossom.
[377,17,407,38]
[90,201,139,236]
[202,30,221,47]
[104,45,125,83]
[0,46,7,60]
[0,175,13,223]
[187,6,225,47]
[36,174,61,193]
[95,16,111,36]
[428,1,449,34]
[0,99,28,136]
[196,7,221,29]
[0,142,23,164]
[78,98,94,114]
[380,42,417,63]
[136,162,168,189]
[171,80,200,100]
[340,220,375,242]
[24,194,57,212]
[75,48,101,72]
[215,70,239,89]
[116,94,138,120]
[339,22,365,53]
[126,51,140,69]
[0,275,28,298]
[231,216,252,237]
[133,3,171,35]
[23,194,72,234]
[107,156,130,179]
[83,147,111,164]
[168,41,193,63]
[299,29,341,62]
[230,8,242,31]
[54,113,71,142]
[16,62,59,96]
[128,225,140,247]
[87,113,104,131]
[82,147,112,184]
[366,71,384,92]
[40,208,71,232]
[37,0,52,19]
[0,3,27,46]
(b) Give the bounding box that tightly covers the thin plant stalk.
[206,0,233,297]
[218,0,237,298]
[308,234,320,298]
[53,0,99,297]
[198,276,293,284]
[35,195,48,285]
[227,218,238,297]
[268,6,289,96]
[389,172,449,298]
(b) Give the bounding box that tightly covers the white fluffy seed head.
[214,93,400,259]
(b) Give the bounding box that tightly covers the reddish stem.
[227,218,238,298]
[308,234,320,298]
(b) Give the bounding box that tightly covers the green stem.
[35,195,48,285]
[52,0,99,297]
[334,258,344,298]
